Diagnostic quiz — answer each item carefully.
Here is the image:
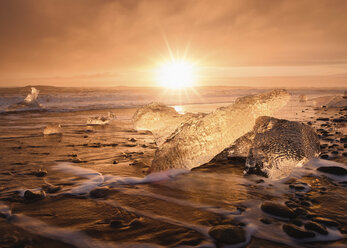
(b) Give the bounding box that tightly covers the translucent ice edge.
[0,202,160,248]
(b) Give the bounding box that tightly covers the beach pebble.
[42,184,61,194]
[304,221,328,235]
[24,190,46,201]
[129,217,145,228]
[208,225,246,245]
[261,201,295,219]
[125,143,137,147]
[319,154,330,160]
[110,220,125,228]
[89,187,110,198]
[282,224,315,239]
[72,158,85,163]
[260,218,272,224]
[34,169,47,177]
[317,166,347,175]
[332,118,346,123]
[285,201,298,208]
[320,144,328,149]
[312,217,339,227]
[300,201,311,207]
[291,219,303,227]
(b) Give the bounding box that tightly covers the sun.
[156,60,196,89]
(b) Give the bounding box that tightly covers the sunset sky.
[0,0,346,87]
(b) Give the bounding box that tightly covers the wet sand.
[0,103,346,248]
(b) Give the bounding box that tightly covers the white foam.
[52,163,188,195]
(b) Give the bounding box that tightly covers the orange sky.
[0,0,346,87]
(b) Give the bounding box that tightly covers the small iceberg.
[86,112,116,126]
[43,124,62,135]
[7,87,42,110]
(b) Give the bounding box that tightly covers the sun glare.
[156,60,196,89]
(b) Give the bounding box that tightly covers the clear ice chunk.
[244,116,320,179]
[132,102,205,146]
[43,124,62,135]
[149,89,291,172]
[86,112,116,126]
[7,87,42,110]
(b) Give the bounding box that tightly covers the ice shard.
[7,87,42,110]
[132,102,204,146]
[86,112,116,126]
[244,116,320,179]
[150,89,291,172]
[43,124,62,135]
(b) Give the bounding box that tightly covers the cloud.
[0,0,346,85]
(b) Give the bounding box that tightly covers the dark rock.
[316,118,329,121]
[261,201,295,219]
[129,138,137,142]
[208,225,246,245]
[256,179,265,184]
[313,217,339,227]
[89,187,109,198]
[343,152,347,157]
[34,169,47,177]
[285,201,298,208]
[320,144,328,149]
[282,224,315,239]
[112,160,118,164]
[304,221,328,235]
[300,201,311,207]
[24,190,45,201]
[331,151,339,155]
[110,220,125,228]
[142,144,148,148]
[42,184,61,194]
[129,217,145,228]
[72,158,86,163]
[89,143,101,148]
[291,219,303,226]
[320,154,329,160]
[332,118,346,123]
[260,218,272,224]
[317,166,347,175]
[125,143,137,147]
[293,207,307,217]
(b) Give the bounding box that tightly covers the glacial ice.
[43,124,62,135]
[298,94,307,102]
[244,116,320,179]
[7,87,42,110]
[87,112,116,126]
[132,102,205,145]
[149,89,291,172]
